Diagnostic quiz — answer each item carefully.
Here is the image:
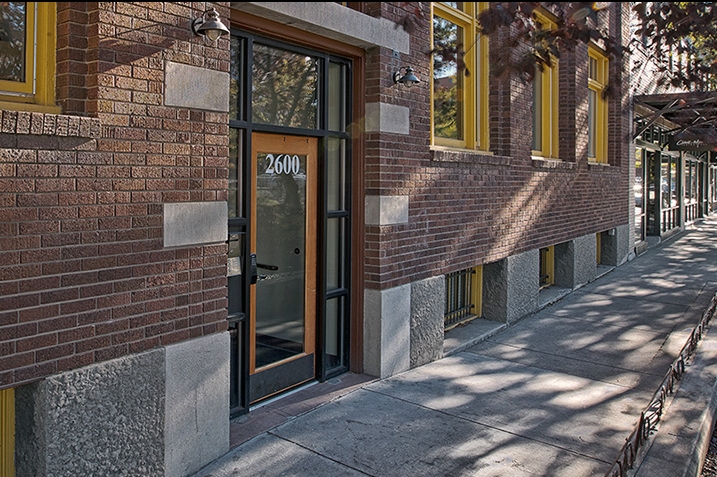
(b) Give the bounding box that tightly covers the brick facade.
[0,2,230,390]
[363,3,631,291]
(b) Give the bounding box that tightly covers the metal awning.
[634,91,717,138]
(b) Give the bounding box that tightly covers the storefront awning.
[634,91,717,152]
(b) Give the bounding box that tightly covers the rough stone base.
[410,276,445,368]
[15,333,230,477]
[483,250,539,324]
[555,233,597,289]
[601,223,631,266]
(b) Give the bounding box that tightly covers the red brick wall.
[0,2,230,389]
[363,3,631,290]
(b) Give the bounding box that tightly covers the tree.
[403,2,717,133]
[632,2,717,91]
[416,2,717,93]
[475,2,621,84]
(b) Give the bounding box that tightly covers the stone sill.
[588,161,617,172]
[431,147,511,167]
[1,109,101,139]
[531,157,577,170]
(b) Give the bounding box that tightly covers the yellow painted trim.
[588,44,608,163]
[596,233,602,265]
[1,387,14,477]
[0,100,61,114]
[35,2,57,107]
[477,6,490,151]
[471,265,483,317]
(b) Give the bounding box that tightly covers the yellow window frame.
[596,232,602,264]
[539,246,554,288]
[0,2,58,112]
[532,10,559,160]
[470,265,483,319]
[1,388,14,477]
[588,44,608,163]
[431,2,489,152]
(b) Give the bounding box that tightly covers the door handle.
[250,253,258,284]
[250,254,279,284]
[256,262,278,281]
[256,263,279,270]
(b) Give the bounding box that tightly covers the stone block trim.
[363,285,411,378]
[554,234,598,289]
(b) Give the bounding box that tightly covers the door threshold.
[230,372,377,448]
[250,380,318,411]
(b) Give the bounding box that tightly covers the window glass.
[433,16,463,141]
[588,56,597,81]
[326,137,345,211]
[588,89,596,157]
[0,2,56,110]
[328,61,345,132]
[0,2,28,84]
[228,129,243,218]
[229,36,244,121]
[588,46,608,162]
[532,70,542,151]
[252,43,319,129]
[531,11,558,159]
[432,3,488,151]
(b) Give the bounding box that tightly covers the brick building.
[3,2,709,476]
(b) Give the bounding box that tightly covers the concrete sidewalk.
[193,218,717,477]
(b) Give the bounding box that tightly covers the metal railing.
[604,292,717,477]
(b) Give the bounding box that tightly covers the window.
[444,266,482,330]
[532,11,559,159]
[432,2,489,151]
[588,45,608,163]
[0,2,57,111]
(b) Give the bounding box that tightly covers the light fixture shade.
[393,67,421,88]
[193,8,230,42]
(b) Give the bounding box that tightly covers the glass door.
[249,132,318,403]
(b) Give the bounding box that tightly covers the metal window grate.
[445,268,476,328]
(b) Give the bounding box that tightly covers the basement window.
[444,266,482,330]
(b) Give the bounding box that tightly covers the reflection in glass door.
[249,133,317,403]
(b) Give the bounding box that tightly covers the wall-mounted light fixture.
[393,67,420,88]
[192,8,230,43]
